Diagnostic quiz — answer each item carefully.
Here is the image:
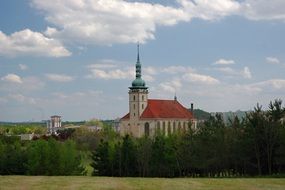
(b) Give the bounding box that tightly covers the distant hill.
[189,109,248,123]
[192,109,211,120]
[216,110,248,124]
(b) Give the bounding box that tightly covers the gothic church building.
[120,45,197,137]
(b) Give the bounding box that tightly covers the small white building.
[20,133,35,141]
[47,115,62,134]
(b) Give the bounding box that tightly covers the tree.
[265,99,285,174]
[91,139,111,176]
[121,135,137,176]
[137,137,152,177]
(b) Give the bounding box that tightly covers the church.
[119,45,197,137]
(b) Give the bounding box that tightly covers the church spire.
[135,42,141,79]
[137,42,140,64]
[130,43,147,90]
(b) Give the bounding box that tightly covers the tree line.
[0,137,83,175]
[0,99,284,177]
[91,99,285,177]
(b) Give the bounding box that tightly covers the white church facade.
[119,45,197,138]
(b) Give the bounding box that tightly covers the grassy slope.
[1,176,285,190]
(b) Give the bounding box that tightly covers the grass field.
[0,176,285,190]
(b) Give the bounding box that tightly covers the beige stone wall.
[129,89,148,122]
[119,118,197,138]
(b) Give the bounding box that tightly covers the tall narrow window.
[142,95,144,101]
[145,122,150,136]
[133,95,135,101]
[168,121,171,135]
[157,121,160,132]
[142,104,144,109]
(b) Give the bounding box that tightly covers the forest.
[0,99,285,177]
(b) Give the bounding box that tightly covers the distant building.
[47,115,62,134]
[114,118,120,133]
[20,133,35,141]
[119,45,197,138]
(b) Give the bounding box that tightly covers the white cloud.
[159,78,182,93]
[252,79,285,90]
[8,94,36,105]
[22,0,285,48]
[88,63,117,69]
[0,97,7,104]
[32,0,190,45]
[19,64,28,70]
[1,74,23,83]
[240,0,285,21]
[143,74,155,82]
[179,0,241,20]
[29,0,243,45]
[0,0,277,58]
[144,66,157,75]
[88,59,125,69]
[0,76,45,93]
[214,58,235,65]
[162,65,195,74]
[215,66,252,79]
[266,57,280,64]
[215,67,236,74]
[45,74,74,82]
[87,61,155,81]
[242,66,252,79]
[182,72,220,85]
[87,68,134,80]
[0,29,71,57]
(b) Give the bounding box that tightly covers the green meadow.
[0,176,285,190]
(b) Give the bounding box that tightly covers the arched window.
[178,122,181,132]
[142,104,144,109]
[188,121,192,130]
[142,95,144,101]
[145,122,150,136]
[157,121,161,133]
[162,121,166,135]
[168,121,171,135]
[173,122,176,133]
[133,95,135,101]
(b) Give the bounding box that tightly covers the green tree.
[121,135,137,176]
[91,139,111,176]
[265,99,285,174]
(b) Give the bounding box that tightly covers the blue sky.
[0,0,285,122]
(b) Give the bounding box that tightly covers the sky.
[0,0,285,122]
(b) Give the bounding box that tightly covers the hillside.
[192,109,211,120]
[191,109,248,123]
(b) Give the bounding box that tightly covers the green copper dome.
[132,78,146,87]
[130,44,148,90]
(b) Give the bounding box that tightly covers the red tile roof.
[121,99,194,120]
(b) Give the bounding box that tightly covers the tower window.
[142,104,144,109]
[142,95,144,101]
[133,95,135,101]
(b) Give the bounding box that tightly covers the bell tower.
[129,43,148,121]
